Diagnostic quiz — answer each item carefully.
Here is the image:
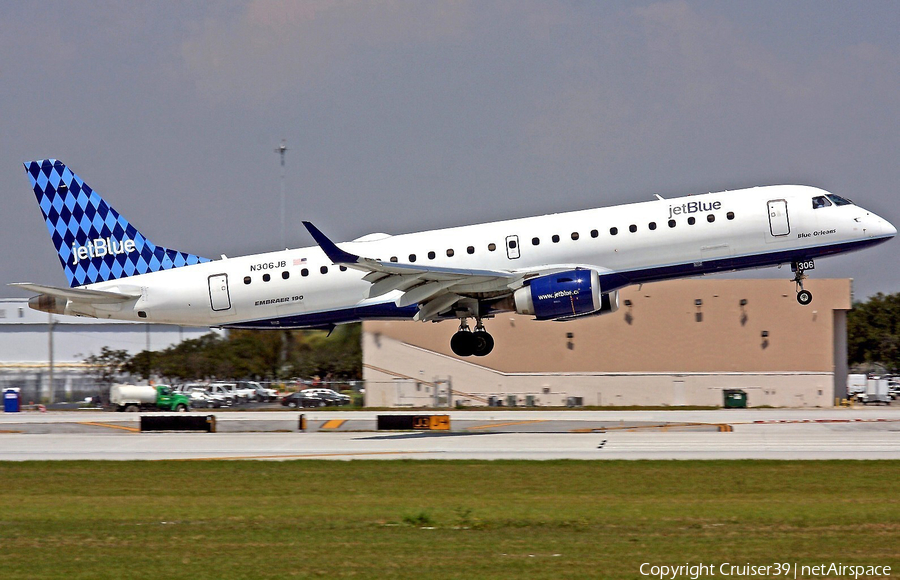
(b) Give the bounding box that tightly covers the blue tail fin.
[25,159,210,288]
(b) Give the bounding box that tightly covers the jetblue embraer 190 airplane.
[13,160,896,356]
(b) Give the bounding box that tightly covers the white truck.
[109,384,191,412]
[859,378,891,405]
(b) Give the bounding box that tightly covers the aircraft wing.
[9,282,141,304]
[304,222,525,320]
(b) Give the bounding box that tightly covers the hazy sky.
[2,1,898,300]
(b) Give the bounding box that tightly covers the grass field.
[0,461,897,579]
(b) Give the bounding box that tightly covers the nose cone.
[877,214,897,239]
[864,211,896,240]
[886,217,898,238]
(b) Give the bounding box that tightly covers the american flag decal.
[293,258,307,266]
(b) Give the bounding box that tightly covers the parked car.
[301,388,352,406]
[187,389,219,409]
[280,392,323,408]
[204,384,237,406]
[172,383,215,409]
[210,381,256,403]
[238,380,279,402]
[888,379,899,400]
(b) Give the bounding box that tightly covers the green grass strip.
[0,460,897,579]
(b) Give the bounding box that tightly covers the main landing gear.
[792,261,813,305]
[450,318,494,357]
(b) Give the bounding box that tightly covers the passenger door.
[208,274,232,312]
[767,200,790,237]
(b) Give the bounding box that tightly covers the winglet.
[302,222,360,265]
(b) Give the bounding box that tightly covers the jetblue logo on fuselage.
[71,237,137,265]
[668,200,722,220]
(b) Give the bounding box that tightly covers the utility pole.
[47,312,55,404]
[275,139,288,249]
[275,139,290,375]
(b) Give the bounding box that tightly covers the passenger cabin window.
[727,212,735,220]
[648,222,656,230]
[571,232,579,240]
[301,268,309,277]
[551,235,560,243]
[243,276,251,285]
[812,196,832,209]
[339,266,347,272]
[507,240,517,249]
[532,237,540,245]
[263,273,271,282]
[629,224,637,233]
[320,266,328,274]
[590,229,598,238]
[409,254,416,262]
[447,249,454,257]
[488,243,496,251]
[467,246,475,254]
[707,214,715,223]
[610,227,618,236]
[668,219,676,228]
[390,256,398,263]
[428,251,436,259]
[687,217,696,225]
[282,271,290,279]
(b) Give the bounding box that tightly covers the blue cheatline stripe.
[224,303,420,329]
[598,237,891,294]
[223,236,889,330]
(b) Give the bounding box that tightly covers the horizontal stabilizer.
[9,282,140,304]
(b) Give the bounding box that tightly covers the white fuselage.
[75,185,894,328]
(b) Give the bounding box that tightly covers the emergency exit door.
[506,235,520,259]
[767,199,790,236]
[208,274,231,311]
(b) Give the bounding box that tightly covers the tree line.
[848,292,900,374]
[85,324,362,385]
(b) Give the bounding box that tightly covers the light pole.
[275,139,288,249]
[47,312,56,404]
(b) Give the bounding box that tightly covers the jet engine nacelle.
[513,269,617,321]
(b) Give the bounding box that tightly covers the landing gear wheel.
[797,289,813,305]
[451,331,476,357]
[471,331,494,357]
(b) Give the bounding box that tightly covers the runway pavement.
[0,408,898,460]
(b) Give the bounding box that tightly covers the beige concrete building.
[363,278,852,408]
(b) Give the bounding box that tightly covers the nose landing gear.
[450,318,494,357]
[792,261,813,305]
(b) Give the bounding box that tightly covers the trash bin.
[723,389,747,408]
[4,388,21,413]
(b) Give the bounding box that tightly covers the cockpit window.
[812,196,832,209]
[826,194,853,206]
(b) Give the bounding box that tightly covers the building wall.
[362,279,852,408]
